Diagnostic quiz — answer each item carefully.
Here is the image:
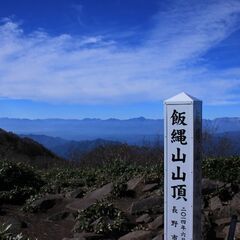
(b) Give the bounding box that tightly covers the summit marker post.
[164,92,202,240]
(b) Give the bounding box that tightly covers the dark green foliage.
[202,156,240,183]
[75,201,129,235]
[79,143,164,167]
[0,223,31,240]
[0,187,36,205]
[0,161,44,204]
[40,159,163,194]
[22,193,45,213]
[111,179,128,198]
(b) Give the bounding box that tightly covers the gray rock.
[230,192,240,214]
[130,196,162,214]
[136,214,152,223]
[222,222,240,239]
[67,198,96,212]
[148,215,163,230]
[214,205,231,219]
[68,188,85,199]
[127,177,143,191]
[73,232,104,239]
[142,184,158,192]
[85,183,113,200]
[47,211,72,221]
[30,194,63,212]
[215,226,226,239]
[152,235,162,240]
[209,196,222,211]
[119,230,153,240]
[152,230,164,240]
[5,217,26,234]
[214,217,231,226]
[62,238,81,240]
[233,222,240,238]
[67,183,113,211]
[201,178,224,195]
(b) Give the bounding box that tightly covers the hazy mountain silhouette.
[20,134,119,159]
[0,117,240,144]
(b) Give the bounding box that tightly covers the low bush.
[0,223,27,240]
[75,201,129,236]
[0,161,44,204]
[111,179,128,198]
[202,156,240,183]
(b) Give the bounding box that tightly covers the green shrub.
[202,156,240,183]
[0,161,44,204]
[40,159,160,194]
[111,179,128,198]
[22,193,48,213]
[0,223,26,240]
[0,186,36,205]
[75,201,129,236]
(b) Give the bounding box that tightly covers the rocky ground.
[1,177,240,240]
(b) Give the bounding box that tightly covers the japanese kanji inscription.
[164,92,202,240]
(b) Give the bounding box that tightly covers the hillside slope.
[0,128,67,168]
[20,134,120,159]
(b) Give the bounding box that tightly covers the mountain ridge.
[0,117,240,144]
[0,128,67,168]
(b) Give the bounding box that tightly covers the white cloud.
[0,0,240,105]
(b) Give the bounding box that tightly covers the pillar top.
[165,92,201,104]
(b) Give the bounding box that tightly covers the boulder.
[215,226,226,239]
[201,178,224,195]
[62,238,81,240]
[213,205,231,219]
[148,215,164,230]
[214,217,231,226]
[127,177,143,191]
[86,183,113,200]
[152,235,162,240]
[136,214,152,224]
[73,231,103,239]
[222,222,240,239]
[234,222,240,238]
[47,211,73,221]
[67,183,112,211]
[29,194,63,212]
[142,183,158,192]
[67,198,96,212]
[152,230,164,240]
[119,230,153,240]
[209,196,222,211]
[67,188,85,199]
[130,196,162,214]
[5,217,27,234]
[230,192,240,215]
[62,238,80,240]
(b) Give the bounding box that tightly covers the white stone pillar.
[164,92,202,240]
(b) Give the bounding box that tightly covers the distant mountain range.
[21,132,240,159]
[20,134,119,159]
[0,117,239,144]
[0,117,239,162]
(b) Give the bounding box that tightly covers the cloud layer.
[0,0,240,105]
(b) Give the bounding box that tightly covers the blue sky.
[0,0,240,119]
